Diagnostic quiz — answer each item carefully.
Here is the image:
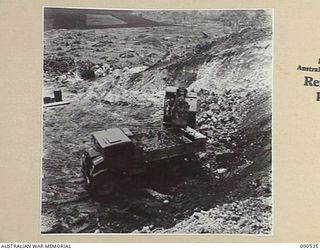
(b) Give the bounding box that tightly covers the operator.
[172,94,190,127]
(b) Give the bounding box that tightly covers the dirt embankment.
[42,24,272,234]
[132,28,272,234]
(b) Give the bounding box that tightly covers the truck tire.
[89,173,117,197]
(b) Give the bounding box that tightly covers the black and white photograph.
[42,8,273,234]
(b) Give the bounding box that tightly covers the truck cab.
[81,128,135,190]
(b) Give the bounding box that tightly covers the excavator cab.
[163,86,197,128]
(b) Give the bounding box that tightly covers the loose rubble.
[132,129,185,151]
[151,196,272,234]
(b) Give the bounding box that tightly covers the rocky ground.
[42,10,272,234]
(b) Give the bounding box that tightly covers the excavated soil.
[42,11,272,234]
[132,129,186,151]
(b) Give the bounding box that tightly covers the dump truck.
[81,86,206,196]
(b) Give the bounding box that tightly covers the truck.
[81,86,206,196]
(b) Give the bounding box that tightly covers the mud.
[42,10,272,234]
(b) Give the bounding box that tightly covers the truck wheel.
[89,173,117,197]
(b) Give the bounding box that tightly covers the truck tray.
[132,129,185,152]
[131,127,206,163]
